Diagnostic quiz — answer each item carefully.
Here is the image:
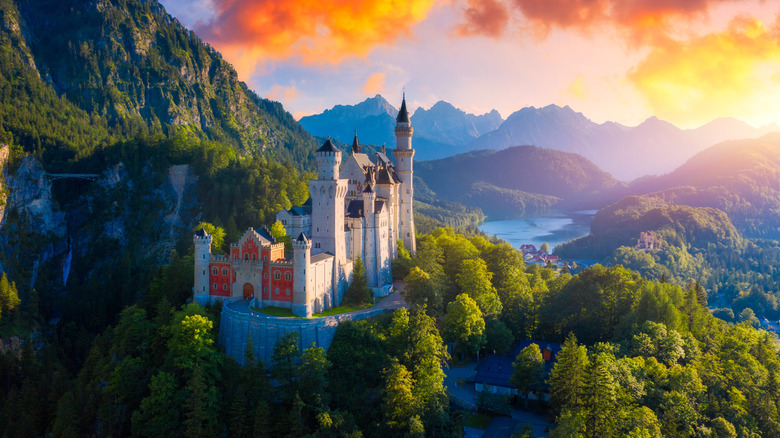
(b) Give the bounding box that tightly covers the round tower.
[193,228,212,306]
[393,94,416,254]
[292,233,313,317]
[316,138,341,180]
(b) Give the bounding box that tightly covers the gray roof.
[474,341,561,388]
[352,153,375,170]
[194,228,209,237]
[396,95,410,124]
[311,253,335,263]
[317,138,339,153]
[288,206,309,216]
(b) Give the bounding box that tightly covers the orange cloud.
[362,73,387,95]
[196,0,438,76]
[628,16,780,126]
[266,84,301,102]
[454,0,739,40]
[455,0,511,38]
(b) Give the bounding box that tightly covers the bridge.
[46,173,100,181]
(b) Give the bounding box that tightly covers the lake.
[478,211,597,251]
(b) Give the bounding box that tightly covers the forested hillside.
[556,135,780,318]
[416,145,625,219]
[0,0,317,169]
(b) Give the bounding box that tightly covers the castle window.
[249,243,252,249]
[286,288,291,296]
[275,287,280,295]
[264,273,268,279]
[212,268,218,275]
[274,272,281,280]
[264,256,268,262]
[222,268,228,276]
[223,284,227,291]
[252,254,257,261]
[213,283,217,289]
[285,272,291,281]
[244,254,249,260]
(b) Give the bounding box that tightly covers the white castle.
[193,96,416,317]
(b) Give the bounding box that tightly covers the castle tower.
[310,139,348,294]
[394,94,416,254]
[193,228,212,306]
[292,233,313,317]
[362,172,377,287]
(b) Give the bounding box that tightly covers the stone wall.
[219,304,394,365]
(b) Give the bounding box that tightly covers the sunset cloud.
[195,0,438,77]
[266,84,301,102]
[362,73,387,95]
[455,0,511,38]
[628,15,780,126]
[563,76,589,100]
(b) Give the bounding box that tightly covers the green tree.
[549,333,589,416]
[269,220,291,251]
[271,331,301,400]
[540,242,549,253]
[345,257,372,305]
[442,294,485,358]
[511,343,545,407]
[583,353,617,438]
[0,273,21,318]
[131,371,180,438]
[456,259,502,317]
[183,363,219,438]
[484,319,514,355]
[402,267,442,315]
[382,361,421,436]
[298,343,332,412]
[193,222,226,253]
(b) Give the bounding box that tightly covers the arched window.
[252,254,257,261]
[274,271,281,280]
[244,254,249,260]
[212,268,218,275]
[286,288,291,296]
[223,284,227,290]
[222,268,228,276]
[285,272,291,281]
[275,287,280,295]
[263,272,268,279]
[213,283,217,289]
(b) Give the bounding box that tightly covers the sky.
[158,0,780,129]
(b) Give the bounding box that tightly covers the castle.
[193,96,416,317]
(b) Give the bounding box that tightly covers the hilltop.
[416,145,625,219]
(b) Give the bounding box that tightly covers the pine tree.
[549,333,589,416]
[183,364,218,438]
[584,353,617,438]
[345,257,371,305]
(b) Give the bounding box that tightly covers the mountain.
[0,0,316,169]
[410,101,503,158]
[627,133,780,239]
[299,95,398,147]
[299,96,503,160]
[468,105,776,181]
[416,145,626,219]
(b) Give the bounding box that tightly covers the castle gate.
[243,283,254,300]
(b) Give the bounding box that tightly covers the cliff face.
[5,156,66,237]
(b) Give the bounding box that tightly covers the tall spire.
[351,129,361,154]
[396,92,410,124]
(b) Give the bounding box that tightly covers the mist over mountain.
[469,105,776,181]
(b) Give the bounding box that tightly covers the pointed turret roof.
[396,93,410,124]
[195,228,209,237]
[351,129,362,154]
[296,232,308,243]
[317,138,339,153]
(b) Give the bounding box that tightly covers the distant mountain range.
[300,97,778,181]
[298,95,503,160]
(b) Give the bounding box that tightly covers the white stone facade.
[195,96,415,316]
